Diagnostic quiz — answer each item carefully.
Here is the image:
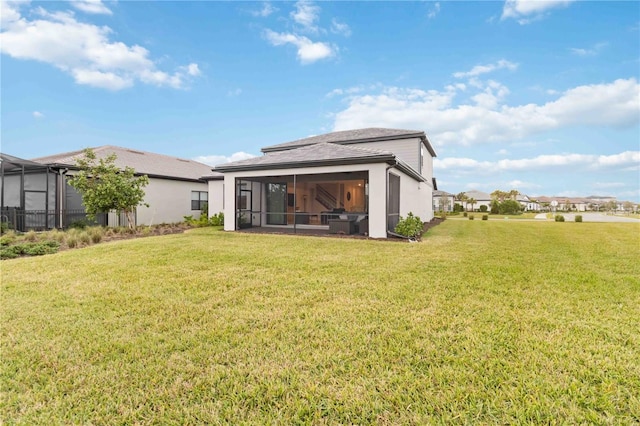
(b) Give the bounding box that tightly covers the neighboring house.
[1,147,222,231]
[516,194,541,211]
[433,190,454,213]
[462,190,492,211]
[206,128,437,239]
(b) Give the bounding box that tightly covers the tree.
[468,197,477,212]
[498,199,522,215]
[68,148,150,229]
[455,192,469,212]
[491,190,508,202]
[439,196,450,213]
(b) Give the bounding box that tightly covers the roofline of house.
[213,154,427,182]
[261,131,437,157]
[42,163,208,183]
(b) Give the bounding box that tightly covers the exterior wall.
[395,168,433,223]
[137,178,208,225]
[433,194,455,212]
[221,163,391,238]
[207,179,224,216]
[355,137,422,174]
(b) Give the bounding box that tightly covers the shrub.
[23,241,59,256]
[141,227,151,236]
[469,215,475,220]
[394,212,423,240]
[463,212,468,217]
[575,215,583,223]
[78,231,91,245]
[440,213,447,220]
[499,200,522,215]
[89,227,103,243]
[209,212,224,226]
[482,215,488,220]
[0,222,9,234]
[69,219,89,229]
[0,231,17,246]
[453,203,464,213]
[555,214,565,222]
[66,236,78,248]
[490,200,500,214]
[25,230,38,242]
[479,205,488,212]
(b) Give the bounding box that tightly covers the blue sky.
[2,0,639,201]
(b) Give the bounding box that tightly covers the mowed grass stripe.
[2,221,639,424]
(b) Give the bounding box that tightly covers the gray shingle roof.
[31,146,219,181]
[215,142,394,172]
[262,127,435,155]
[214,142,426,182]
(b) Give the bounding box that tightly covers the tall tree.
[69,148,150,229]
[468,197,477,212]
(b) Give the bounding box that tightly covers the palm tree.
[468,197,477,212]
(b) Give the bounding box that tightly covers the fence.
[0,209,130,232]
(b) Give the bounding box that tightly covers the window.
[191,191,208,210]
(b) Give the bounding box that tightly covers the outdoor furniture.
[328,218,355,234]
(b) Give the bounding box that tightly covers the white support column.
[223,175,236,231]
[367,163,388,238]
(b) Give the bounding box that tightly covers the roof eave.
[214,154,396,173]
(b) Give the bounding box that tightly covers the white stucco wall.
[207,179,224,216]
[137,178,208,225]
[395,168,433,223]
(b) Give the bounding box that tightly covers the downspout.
[45,167,49,229]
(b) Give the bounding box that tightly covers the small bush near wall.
[555,215,565,222]
[209,212,224,226]
[480,205,488,212]
[575,215,583,222]
[482,215,488,220]
[469,215,475,220]
[395,212,423,240]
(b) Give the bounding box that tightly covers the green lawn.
[2,221,639,424]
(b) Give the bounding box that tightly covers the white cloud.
[264,29,334,64]
[434,151,640,173]
[593,182,626,189]
[330,18,351,37]
[250,2,276,18]
[194,152,257,167]
[69,0,112,15]
[496,148,509,155]
[570,42,608,57]
[427,2,440,19]
[32,111,44,118]
[501,0,575,24]
[332,78,640,146]
[291,0,320,33]
[227,88,242,97]
[0,3,200,90]
[508,180,541,189]
[453,59,518,79]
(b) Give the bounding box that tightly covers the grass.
[2,221,639,424]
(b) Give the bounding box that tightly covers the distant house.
[1,146,222,230]
[206,128,437,239]
[433,190,455,213]
[462,190,492,211]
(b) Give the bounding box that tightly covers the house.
[433,190,455,213]
[1,147,222,231]
[206,128,437,239]
[461,190,492,211]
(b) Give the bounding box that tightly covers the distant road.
[534,213,640,223]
